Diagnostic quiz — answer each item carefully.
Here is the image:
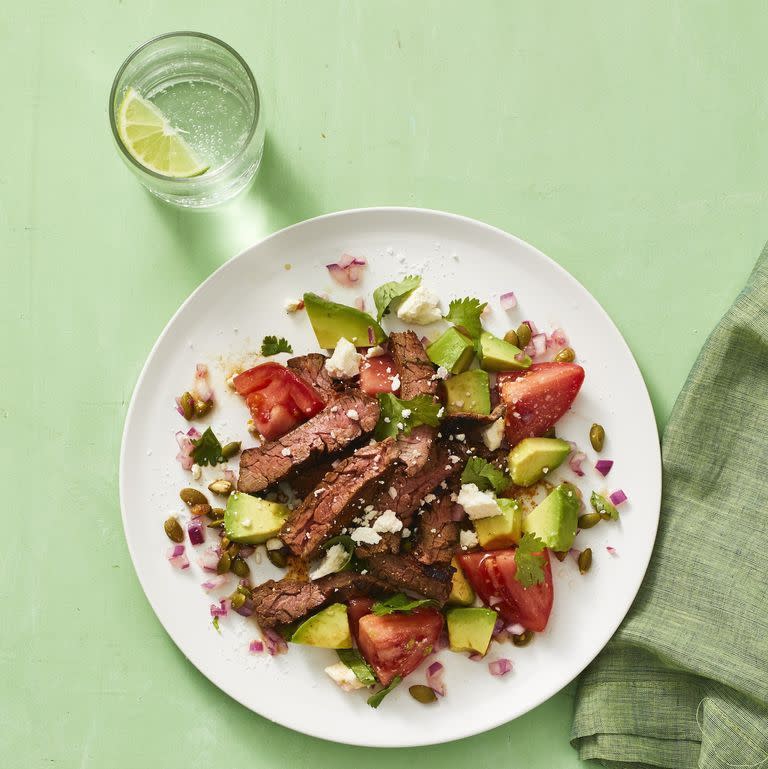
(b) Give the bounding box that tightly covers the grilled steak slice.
[251,572,391,628]
[396,424,436,476]
[237,391,379,494]
[366,553,455,603]
[414,492,461,566]
[281,439,399,559]
[287,353,337,402]
[283,447,355,498]
[389,331,437,400]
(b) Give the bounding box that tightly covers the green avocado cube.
[473,497,523,549]
[447,557,476,606]
[426,327,475,373]
[507,437,571,486]
[303,292,386,348]
[522,483,580,551]
[479,331,531,371]
[447,607,498,655]
[290,604,353,649]
[224,492,289,544]
[444,369,491,415]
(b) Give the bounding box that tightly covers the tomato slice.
[359,354,400,396]
[234,363,325,441]
[356,609,444,687]
[347,597,374,641]
[458,549,554,633]
[498,362,585,446]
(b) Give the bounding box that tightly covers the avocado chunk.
[444,369,491,415]
[290,603,353,649]
[522,482,580,551]
[507,437,571,486]
[303,292,386,349]
[447,556,476,606]
[224,492,289,544]
[474,497,522,549]
[426,327,475,373]
[446,607,498,655]
[479,331,531,371]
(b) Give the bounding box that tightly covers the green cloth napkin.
[571,246,768,769]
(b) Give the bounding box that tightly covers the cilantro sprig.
[191,427,225,467]
[337,649,376,687]
[443,297,487,338]
[372,275,422,321]
[260,335,293,356]
[514,532,548,587]
[371,593,437,616]
[460,457,510,494]
[591,491,619,521]
[375,393,443,440]
[367,676,402,708]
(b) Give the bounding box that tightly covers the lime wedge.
[116,88,209,178]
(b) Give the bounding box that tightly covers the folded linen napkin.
[571,246,768,769]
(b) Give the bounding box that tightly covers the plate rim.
[119,206,662,747]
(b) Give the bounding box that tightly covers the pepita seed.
[554,347,576,363]
[163,516,184,543]
[180,488,208,508]
[208,508,225,520]
[578,548,593,574]
[578,512,602,529]
[190,503,211,518]
[216,553,232,574]
[512,630,534,647]
[179,391,195,421]
[232,558,250,578]
[516,323,532,347]
[194,399,212,418]
[267,548,288,568]
[408,685,437,704]
[230,591,246,611]
[208,479,233,496]
[503,329,519,347]
[221,441,242,460]
[590,423,605,452]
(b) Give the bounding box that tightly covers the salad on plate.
[163,260,626,708]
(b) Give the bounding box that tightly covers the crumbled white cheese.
[281,447,292,457]
[449,455,461,464]
[310,543,349,580]
[324,662,365,692]
[391,374,401,391]
[424,493,437,504]
[455,433,465,442]
[396,285,443,325]
[434,366,449,380]
[401,527,411,538]
[325,337,363,379]
[437,407,445,418]
[372,509,403,534]
[350,526,382,545]
[346,409,360,421]
[366,345,386,358]
[265,538,284,551]
[457,483,502,520]
[482,418,505,451]
[285,298,303,313]
[401,408,412,419]
[191,463,202,481]
[459,529,478,550]
[388,486,398,499]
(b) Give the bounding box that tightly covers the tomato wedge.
[346,597,374,640]
[356,608,444,687]
[233,362,324,441]
[359,354,400,396]
[458,549,554,632]
[498,362,585,446]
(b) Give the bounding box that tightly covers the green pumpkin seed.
[578,548,592,574]
[578,512,602,529]
[208,479,233,496]
[207,519,225,528]
[220,536,231,550]
[194,399,212,418]
[216,552,232,574]
[221,441,242,460]
[230,591,246,610]
[163,516,184,543]
[554,347,575,363]
[180,488,208,508]
[179,391,195,421]
[589,423,605,452]
[408,685,437,704]
[227,543,241,559]
[267,548,288,568]
[190,503,211,518]
[516,323,532,347]
[512,630,534,647]
[208,508,225,520]
[236,583,252,598]
[232,558,250,578]
[503,329,519,347]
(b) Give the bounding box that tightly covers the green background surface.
[3,1,767,767]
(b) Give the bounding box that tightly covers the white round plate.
[120,207,661,747]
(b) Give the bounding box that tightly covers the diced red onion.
[606,545,618,556]
[468,652,484,661]
[263,628,289,656]
[201,574,229,591]
[354,296,366,311]
[175,427,201,471]
[569,450,586,477]
[492,617,506,637]
[488,658,513,677]
[222,468,237,485]
[508,623,525,635]
[595,459,614,477]
[249,640,264,654]
[549,327,568,347]
[499,291,517,310]
[210,599,229,618]
[531,333,547,357]
[174,395,185,416]
[234,597,255,617]
[367,326,375,345]
[435,629,449,651]
[167,544,189,570]
[326,254,367,286]
[426,661,446,696]
[187,519,205,546]
[193,363,214,403]
[609,489,627,506]
[198,547,220,573]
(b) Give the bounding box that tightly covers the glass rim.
[108,31,260,184]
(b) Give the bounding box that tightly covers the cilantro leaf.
[367,675,402,708]
[374,393,443,440]
[260,335,293,356]
[372,275,422,321]
[443,297,487,338]
[591,491,619,521]
[212,616,221,633]
[460,457,510,494]
[371,593,438,616]
[514,532,548,587]
[337,649,376,687]
[191,427,225,467]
